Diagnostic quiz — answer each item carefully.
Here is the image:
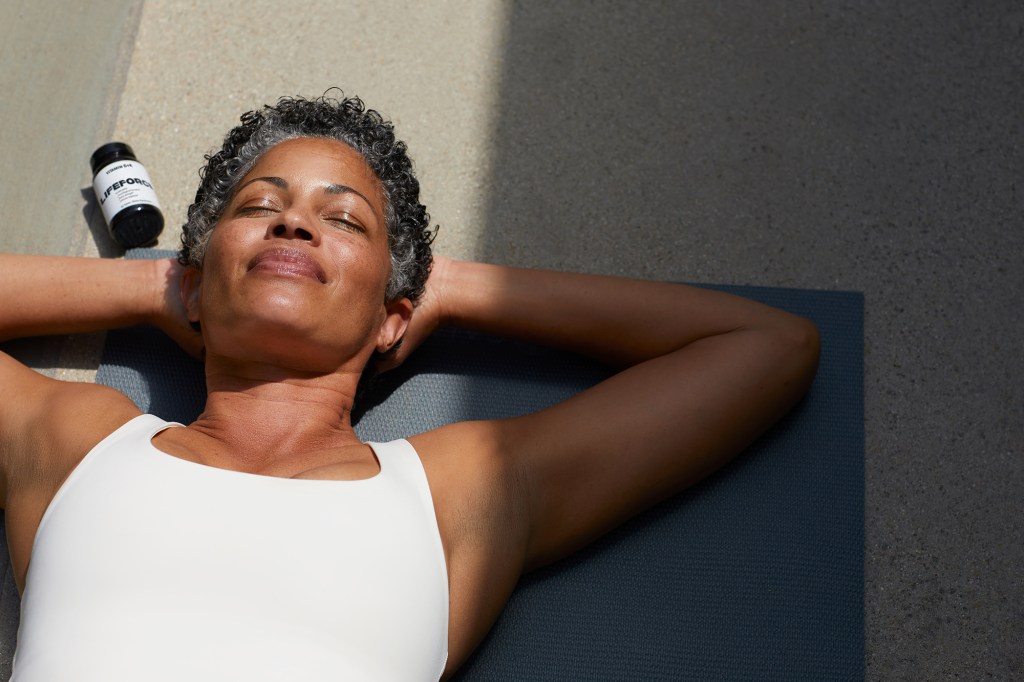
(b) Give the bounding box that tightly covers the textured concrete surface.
[0,0,144,387]
[0,0,142,258]
[110,0,508,262]
[1,0,1022,679]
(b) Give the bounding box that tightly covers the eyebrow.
[238,176,376,213]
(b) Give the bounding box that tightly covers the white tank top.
[13,414,449,681]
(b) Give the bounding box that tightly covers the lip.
[247,248,327,283]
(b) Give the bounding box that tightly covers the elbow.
[782,314,821,394]
[750,312,820,404]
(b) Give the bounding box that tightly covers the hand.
[148,258,204,359]
[374,254,454,373]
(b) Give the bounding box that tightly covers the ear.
[376,297,414,353]
[180,266,203,323]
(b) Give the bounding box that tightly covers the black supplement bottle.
[90,142,164,248]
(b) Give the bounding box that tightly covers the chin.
[206,319,370,375]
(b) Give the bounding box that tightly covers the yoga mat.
[89,249,864,680]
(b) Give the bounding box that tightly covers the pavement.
[1,0,1021,678]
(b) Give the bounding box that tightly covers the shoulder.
[0,351,140,590]
[0,350,140,504]
[409,420,531,670]
[409,420,526,542]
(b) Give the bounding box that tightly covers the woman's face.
[186,137,408,374]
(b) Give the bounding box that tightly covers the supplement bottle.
[90,142,164,247]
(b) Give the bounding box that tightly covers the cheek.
[195,230,252,308]
[334,235,392,287]
[202,223,261,278]
[369,228,395,285]
[372,247,394,290]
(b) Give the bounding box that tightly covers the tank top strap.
[367,438,434,498]
[120,413,182,440]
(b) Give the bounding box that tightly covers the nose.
[268,207,320,244]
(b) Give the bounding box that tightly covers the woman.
[0,94,819,680]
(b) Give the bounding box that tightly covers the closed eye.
[326,215,366,233]
[236,205,278,217]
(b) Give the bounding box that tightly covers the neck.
[187,356,367,473]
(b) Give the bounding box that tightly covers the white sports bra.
[13,414,449,681]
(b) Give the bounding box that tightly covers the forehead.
[243,137,383,205]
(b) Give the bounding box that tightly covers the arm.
[0,253,198,507]
[0,254,201,354]
[0,254,187,582]
[421,257,820,566]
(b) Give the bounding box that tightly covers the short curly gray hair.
[179,92,434,303]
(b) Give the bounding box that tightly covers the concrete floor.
[1,0,1021,678]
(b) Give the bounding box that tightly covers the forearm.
[439,259,811,367]
[0,254,163,341]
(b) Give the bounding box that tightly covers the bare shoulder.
[0,350,140,504]
[409,419,528,564]
[410,420,516,507]
[409,420,530,674]
[0,350,140,590]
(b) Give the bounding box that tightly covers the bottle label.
[92,160,162,224]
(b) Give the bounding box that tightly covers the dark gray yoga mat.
[92,249,864,681]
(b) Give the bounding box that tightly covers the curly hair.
[179,91,434,304]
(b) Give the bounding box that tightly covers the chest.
[15,437,449,680]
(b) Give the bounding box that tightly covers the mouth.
[247,248,327,283]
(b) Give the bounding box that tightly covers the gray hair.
[179,92,434,303]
